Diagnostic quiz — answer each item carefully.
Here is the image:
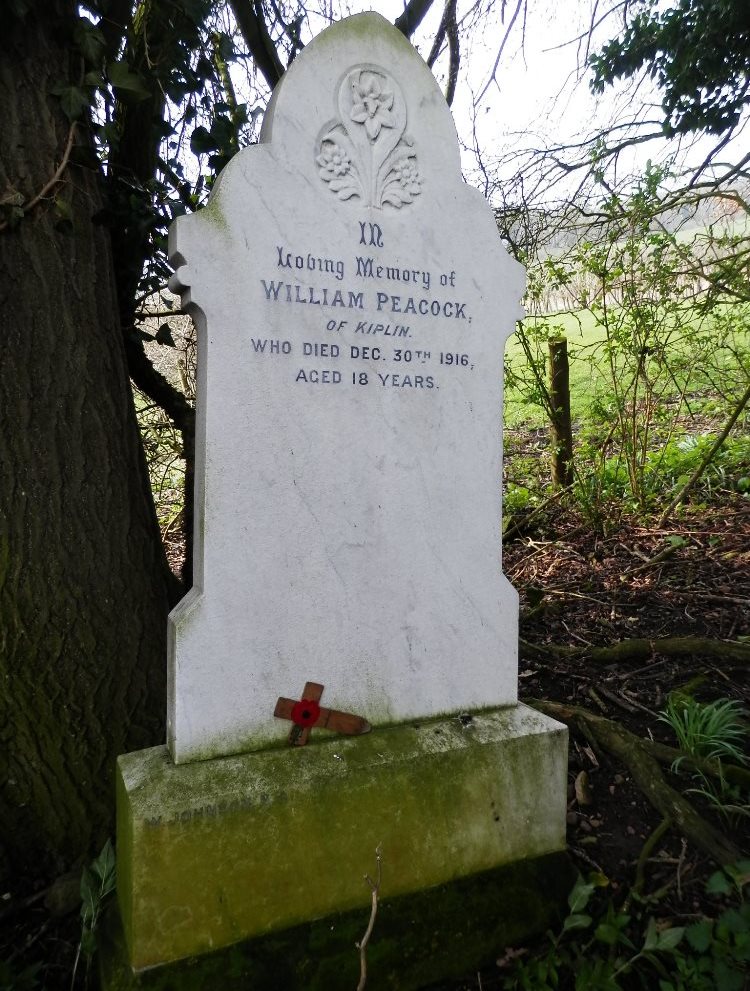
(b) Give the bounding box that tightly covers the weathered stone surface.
[167,11,525,763]
[101,852,575,991]
[116,705,567,970]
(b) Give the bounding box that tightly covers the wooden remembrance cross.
[274,682,371,747]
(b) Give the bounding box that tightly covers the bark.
[0,2,171,880]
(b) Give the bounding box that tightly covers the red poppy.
[291,698,321,727]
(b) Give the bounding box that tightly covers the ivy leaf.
[156,324,176,347]
[190,125,218,155]
[107,61,151,101]
[73,18,105,66]
[51,84,91,121]
[713,959,744,991]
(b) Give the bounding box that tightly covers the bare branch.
[229,0,284,90]
[444,0,459,107]
[355,845,382,991]
[394,0,437,39]
[475,0,525,106]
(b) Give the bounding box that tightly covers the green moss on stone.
[116,706,567,970]
[101,852,575,991]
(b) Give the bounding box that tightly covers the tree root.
[642,739,750,791]
[521,635,750,666]
[529,699,740,866]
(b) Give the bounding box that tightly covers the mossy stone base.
[100,852,575,991]
[114,704,567,976]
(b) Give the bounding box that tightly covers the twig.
[0,124,77,233]
[623,542,681,575]
[633,817,672,897]
[677,838,688,901]
[503,483,573,543]
[356,845,382,991]
[659,380,750,525]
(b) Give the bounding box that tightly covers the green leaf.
[656,927,684,951]
[80,866,97,924]
[568,875,595,913]
[685,919,713,952]
[713,958,744,991]
[156,323,176,347]
[190,125,218,155]
[107,61,151,100]
[52,85,91,121]
[724,860,750,893]
[643,916,658,951]
[707,870,732,896]
[666,534,687,547]
[80,926,97,958]
[594,922,621,946]
[719,908,747,935]
[563,912,592,933]
[73,18,105,65]
[92,838,116,893]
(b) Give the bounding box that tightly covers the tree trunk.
[0,3,171,880]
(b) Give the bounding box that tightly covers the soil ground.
[2,491,748,990]
[440,493,750,989]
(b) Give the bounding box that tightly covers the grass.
[504,303,750,430]
[504,309,603,427]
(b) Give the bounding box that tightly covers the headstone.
[110,15,569,989]
[167,14,523,765]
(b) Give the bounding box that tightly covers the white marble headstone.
[167,12,525,764]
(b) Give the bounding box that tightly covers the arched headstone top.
[256,13,462,206]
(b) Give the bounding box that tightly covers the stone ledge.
[116,703,567,972]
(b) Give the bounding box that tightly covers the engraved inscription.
[253,221,478,392]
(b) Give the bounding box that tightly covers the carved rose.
[393,158,421,194]
[316,142,352,178]
[349,71,395,141]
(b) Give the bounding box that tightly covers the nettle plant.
[499,865,750,991]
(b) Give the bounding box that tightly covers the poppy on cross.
[273,682,371,747]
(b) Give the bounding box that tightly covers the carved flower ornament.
[350,71,396,141]
[316,64,422,209]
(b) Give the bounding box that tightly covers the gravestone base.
[100,851,574,991]
[108,705,568,987]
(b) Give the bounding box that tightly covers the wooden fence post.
[548,338,573,488]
